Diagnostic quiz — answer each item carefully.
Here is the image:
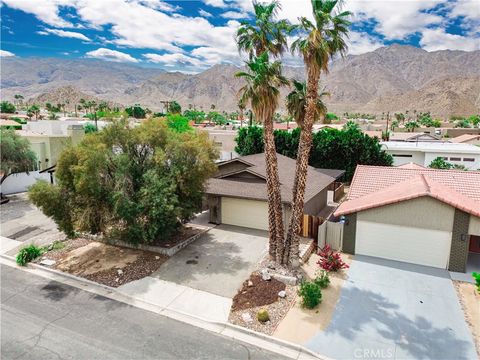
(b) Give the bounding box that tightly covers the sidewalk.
[118,276,232,323]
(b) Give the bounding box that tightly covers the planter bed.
[36,238,168,287]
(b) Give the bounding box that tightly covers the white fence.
[318,221,344,251]
[0,171,51,195]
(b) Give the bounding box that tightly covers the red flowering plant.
[317,244,349,272]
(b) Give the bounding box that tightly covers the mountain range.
[2,45,479,118]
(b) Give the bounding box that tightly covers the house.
[334,165,480,272]
[388,132,441,142]
[381,141,480,169]
[450,134,480,146]
[205,153,343,231]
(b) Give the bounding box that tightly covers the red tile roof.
[335,165,480,217]
[397,162,426,169]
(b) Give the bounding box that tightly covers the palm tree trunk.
[284,68,320,267]
[263,111,284,262]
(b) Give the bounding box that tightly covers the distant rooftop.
[380,141,480,154]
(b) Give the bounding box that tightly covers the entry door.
[469,235,480,253]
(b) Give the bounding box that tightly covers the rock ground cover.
[454,281,480,357]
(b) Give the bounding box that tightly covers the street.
[1,265,288,360]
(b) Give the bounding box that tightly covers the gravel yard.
[454,281,480,357]
[38,239,168,287]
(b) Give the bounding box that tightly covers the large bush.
[235,124,393,181]
[28,119,218,244]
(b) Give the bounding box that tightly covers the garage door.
[221,197,269,230]
[356,220,452,269]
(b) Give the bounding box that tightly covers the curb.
[1,254,328,360]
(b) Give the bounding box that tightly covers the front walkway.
[304,255,477,360]
[450,253,480,283]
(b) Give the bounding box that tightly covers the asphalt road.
[1,265,289,360]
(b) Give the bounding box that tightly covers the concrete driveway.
[152,224,268,298]
[306,255,477,360]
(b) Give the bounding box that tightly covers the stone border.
[81,226,209,257]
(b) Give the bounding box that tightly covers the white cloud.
[85,48,139,62]
[136,0,180,12]
[1,0,75,27]
[347,31,384,55]
[0,50,15,57]
[198,9,213,18]
[221,10,249,19]
[143,53,204,67]
[37,28,91,41]
[420,28,480,51]
[203,0,227,8]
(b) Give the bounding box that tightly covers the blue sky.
[1,0,479,72]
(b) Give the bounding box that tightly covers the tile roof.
[397,163,426,169]
[206,153,336,204]
[335,165,480,217]
[450,134,480,143]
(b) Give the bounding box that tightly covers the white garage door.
[221,197,269,230]
[356,220,452,269]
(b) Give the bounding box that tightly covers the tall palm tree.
[236,0,291,263]
[286,79,329,128]
[238,99,246,128]
[236,53,289,262]
[286,0,351,266]
[236,0,292,59]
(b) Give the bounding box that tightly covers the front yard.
[36,238,168,287]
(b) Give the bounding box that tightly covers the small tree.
[1,101,16,113]
[28,119,217,244]
[166,114,192,133]
[84,123,97,134]
[235,126,264,156]
[0,129,37,187]
[125,104,146,119]
[168,101,182,114]
[429,157,452,169]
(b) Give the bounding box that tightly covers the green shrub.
[473,272,480,293]
[298,281,322,309]
[16,244,43,266]
[314,271,330,289]
[257,309,270,322]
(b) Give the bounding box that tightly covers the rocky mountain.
[2,45,479,117]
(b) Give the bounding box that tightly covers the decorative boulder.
[278,290,286,298]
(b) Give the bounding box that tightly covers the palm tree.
[236,53,289,262]
[236,0,292,59]
[28,105,40,120]
[286,0,351,266]
[286,79,329,128]
[238,99,246,128]
[236,0,291,263]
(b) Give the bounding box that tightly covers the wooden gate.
[300,214,325,239]
[317,221,344,250]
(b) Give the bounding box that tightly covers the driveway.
[152,224,268,298]
[305,255,477,360]
[1,193,64,255]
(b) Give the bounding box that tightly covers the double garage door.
[221,197,269,230]
[355,220,452,269]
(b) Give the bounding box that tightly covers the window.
[392,154,413,158]
[442,157,448,160]
[463,158,475,162]
[449,157,461,161]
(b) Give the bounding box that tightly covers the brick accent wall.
[342,213,357,254]
[448,209,470,272]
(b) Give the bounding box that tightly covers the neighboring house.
[334,165,480,272]
[0,119,22,130]
[205,153,342,231]
[363,130,382,139]
[204,128,238,162]
[381,141,480,169]
[450,134,480,146]
[388,132,441,142]
[16,125,84,171]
